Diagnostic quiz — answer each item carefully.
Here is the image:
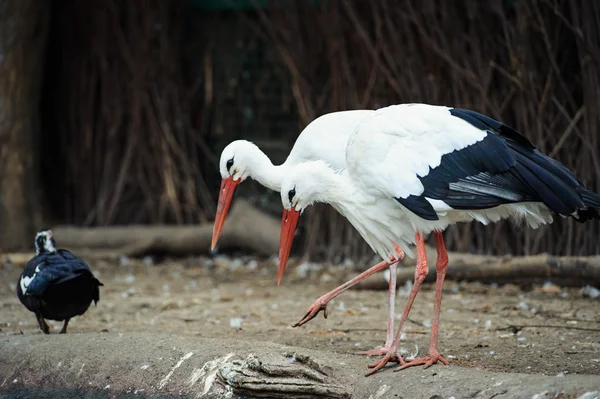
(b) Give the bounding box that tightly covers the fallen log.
[355,249,600,289]
[28,199,278,260]
[3,201,600,288]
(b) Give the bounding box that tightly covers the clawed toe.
[292,302,328,327]
[364,352,404,376]
[395,352,448,371]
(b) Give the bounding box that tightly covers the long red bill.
[211,176,240,251]
[277,207,300,286]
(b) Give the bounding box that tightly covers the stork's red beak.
[277,207,300,286]
[211,176,240,251]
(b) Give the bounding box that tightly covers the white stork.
[211,109,406,355]
[277,103,600,375]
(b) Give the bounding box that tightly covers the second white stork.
[277,103,600,375]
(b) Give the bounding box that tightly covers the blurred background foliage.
[1,0,599,260]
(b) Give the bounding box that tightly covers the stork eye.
[226,158,234,172]
[288,187,296,203]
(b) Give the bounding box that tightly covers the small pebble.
[397,280,413,297]
[246,260,258,270]
[228,259,243,271]
[580,285,600,299]
[230,317,243,328]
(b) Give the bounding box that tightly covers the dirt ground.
[1,254,600,398]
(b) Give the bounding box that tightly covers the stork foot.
[364,351,405,376]
[395,351,448,371]
[292,297,328,327]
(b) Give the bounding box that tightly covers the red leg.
[396,230,449,371]
[293,259,389,327]
[354,261,397,356]
[293,244,404,328]
[366,233,429,376]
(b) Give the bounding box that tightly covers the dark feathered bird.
[16,229,103,334]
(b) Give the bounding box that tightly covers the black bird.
[16,229,103,334]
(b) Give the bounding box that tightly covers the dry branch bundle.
[43,0,600,261]
[45,0,215,227]
[253,0,600,259]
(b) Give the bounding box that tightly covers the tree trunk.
[0,0,49,250]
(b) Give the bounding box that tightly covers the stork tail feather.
[577,189,600,222]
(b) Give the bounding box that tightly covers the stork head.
[277,160,338,285]
[218,140,262,183]
[34,229,57,256]
[212,140,260,251]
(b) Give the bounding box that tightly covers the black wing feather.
[394,108,599,221]
[450,108,535,149]
[23,251,96,296]
[395,195,438,220]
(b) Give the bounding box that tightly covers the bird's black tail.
[577,189,600,222]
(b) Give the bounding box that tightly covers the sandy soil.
[1,255,599,397]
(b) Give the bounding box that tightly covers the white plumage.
[212,109,374,249]
[212,108,404,356]
[216,110,373,192]
[278,103,600,375]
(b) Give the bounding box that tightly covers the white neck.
[314,171,354,206]
[245,147,289,191]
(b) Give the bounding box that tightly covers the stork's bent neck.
[246,148,288,191]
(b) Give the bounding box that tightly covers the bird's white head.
[218,140,261,182]
[277,160,340,286]
[212,140,263,251]
[34,229,57,256]
[280,160,339,213]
